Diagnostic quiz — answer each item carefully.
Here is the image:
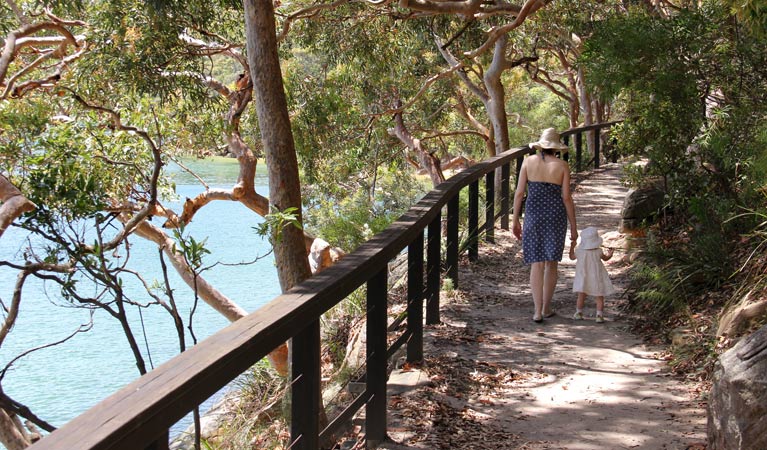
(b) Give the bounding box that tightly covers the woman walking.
[512,128,578,323]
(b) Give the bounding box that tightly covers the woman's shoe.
[595,315,605,323]
[543,311,556,318]
[572,312,584,320]
[532,315,543,323]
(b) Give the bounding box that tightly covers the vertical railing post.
[500,162,510,230]
[145,433,169,450]
[562,135,570,162]
[446,196,459,288]
[468,180,479,261]
[485,170,495,243]
[291,321,321,450]
[575,132,583,173]
[366,269,388,448]
[594,129,601,169]
[426,213,441,325]
[407,231,424,363]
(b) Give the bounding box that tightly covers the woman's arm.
[511,159,528,240]
[561,163,578,242]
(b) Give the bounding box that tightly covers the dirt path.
[380,164,708,450]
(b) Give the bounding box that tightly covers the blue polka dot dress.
[522,181,568,264]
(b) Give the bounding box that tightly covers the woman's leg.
[542,260,558,316]
[530,262,544,320]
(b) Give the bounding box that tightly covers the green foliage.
[173,225,211,270]
[725,0,767,36]
[304,168,428,252]
[254,206,303,245]
[582,2,767,209]
[506,82,570,146]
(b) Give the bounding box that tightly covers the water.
[0,157,281,442]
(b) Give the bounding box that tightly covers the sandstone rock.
[620,187,665,232]
[708,324,767,449]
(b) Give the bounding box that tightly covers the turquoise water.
[0,157,281,439]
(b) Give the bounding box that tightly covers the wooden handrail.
[29,122,619,450]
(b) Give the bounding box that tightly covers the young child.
[569,227,615,323]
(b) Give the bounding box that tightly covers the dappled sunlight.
[383,164,706,450]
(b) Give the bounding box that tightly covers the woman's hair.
[538,147,556,160]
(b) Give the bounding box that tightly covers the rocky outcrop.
[708,324,767,449]
[619,186,665,232]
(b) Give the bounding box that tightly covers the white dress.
[572,247,615,296]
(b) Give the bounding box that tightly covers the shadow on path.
[381,164,708,450]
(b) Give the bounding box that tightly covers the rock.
[620,187,665,232]
[708,324,767,449]
[308,237,345,274]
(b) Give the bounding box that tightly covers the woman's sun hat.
[579,227,603,249]
[529,128,569,151]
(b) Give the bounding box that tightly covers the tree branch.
[0,175,35,239]
[465,0,548,59]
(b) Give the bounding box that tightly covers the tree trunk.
[483,35,512,207]
[243,0,312,293]
[483,35,511,157]
[577,66,594,154]
[243,3,326,442]
[0,409,30,450]
[389,104,446,187]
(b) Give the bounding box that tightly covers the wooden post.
[291,320,321,450]
[594,129,601,169]
[563,135,570,162]
[366,269,388,448]
[426,213,441,325]
[446,196,459,288]
[144,433,169,450]
[407,231,424,363]
[500,163,510,230]
[575,132,583,173]
[468,180,479,262]
[485,171,495,243]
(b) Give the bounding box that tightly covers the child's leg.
[595,296,605,322]
[595,296,605,316]
[573,292,586,319]
[576,292,586,312]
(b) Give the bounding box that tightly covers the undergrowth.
[624,209,767,384]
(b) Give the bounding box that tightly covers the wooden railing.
[561,120,622,172]
[29,122,618,450]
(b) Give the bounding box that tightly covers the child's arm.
[569,240,577,260]
[601,247,614,261]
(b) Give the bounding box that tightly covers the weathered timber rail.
[28,122,617,450]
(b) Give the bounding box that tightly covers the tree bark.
[389,104,446,187]
[242,0,311,384]
[0,175,35,239]
[577,66,594,153]
[243,0,312,293]
[0,409,30,450]
[484,34,512,157]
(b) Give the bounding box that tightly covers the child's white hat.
[579,227,602,249]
